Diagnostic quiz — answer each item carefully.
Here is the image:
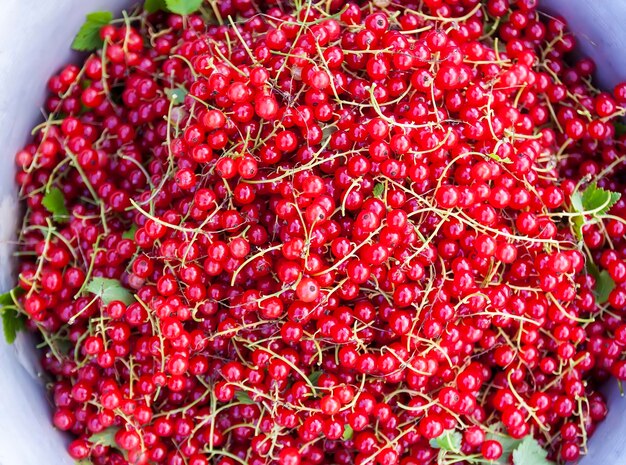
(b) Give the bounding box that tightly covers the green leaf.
[581,182,621,216]
[164,86,188,104]
[88,428,128,460]
[569,182,621,239]
[429,429,462,452]
[615,122,626,137]
[307,370,322,386]
[572,215,586,240]
[570,190,584,215]
[585,243,617,304]
[165,0,203,15]
[122,224,138,239]
[342,424,354,441]
[235,390,255,405]
[486,152,513,164]
[0,286,24,307]
[512,435,554,465]
[586,260,601,281]
[1,287,25,344]
[570,182,621,217]
[373,183,385,199]
[89,427,119,448]
[2,309,25,344]
[321,125,337,145]
[595,270,616,304]
[72,11,113,51]
[486,423,521,464]
[145,0,167,13]
[85,278,134,305]
[56,338,74,355]
[42,187,70,222]
[0,289,17,307]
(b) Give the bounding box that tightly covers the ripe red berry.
[481,440,503,460]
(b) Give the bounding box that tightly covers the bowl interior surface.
[1,1,626,463]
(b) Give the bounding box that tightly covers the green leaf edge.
[85,277,134,305]
[71,11,113,52]
[234,390,255,405]
[145,0,168,13]
[0,287,25,344]
[42,187,70,222]
[164,0,204,16]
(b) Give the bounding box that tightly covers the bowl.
[0,1,625,463]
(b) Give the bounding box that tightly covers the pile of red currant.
[9,0,626,464]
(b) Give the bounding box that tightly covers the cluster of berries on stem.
[10,1,626,464]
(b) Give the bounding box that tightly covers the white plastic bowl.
[1,1,625,464]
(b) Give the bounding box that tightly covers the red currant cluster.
[11,1,626,465]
